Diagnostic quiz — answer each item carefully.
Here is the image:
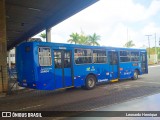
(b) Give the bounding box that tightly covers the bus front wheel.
[132,70,138,80]
[85,75,96,90]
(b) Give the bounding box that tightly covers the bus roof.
[19,41,147,51]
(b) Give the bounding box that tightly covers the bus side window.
[74,49,92,64]
[93,49,107,63]
[64,60,68,68]
[54,59,62,68]
[85,57,92,63]
[113,53,118,64]
[79,57,84,64]
[64,59,71,68]
[131,51,139,61]
[39,47,52,66]
[120,51,130,62]
[64,51,71,68]
[54,51,62,68]
[109,52,118,65]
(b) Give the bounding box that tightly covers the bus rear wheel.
[132,70,138,80]
[85,75,96,90]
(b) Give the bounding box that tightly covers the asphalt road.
[0,65,160,118]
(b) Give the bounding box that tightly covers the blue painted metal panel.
[74,64,110,86]
[94,64,110,82]
[119,62,133,79]
[64,68,72,87]
[36,66,54,90]
[55,69,63,89]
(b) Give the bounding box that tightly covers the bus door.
[140,52,148,74]
[108,51,119,80]
[54,50,73,89]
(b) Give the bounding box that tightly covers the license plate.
[23,83,27,86]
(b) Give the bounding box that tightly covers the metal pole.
[127,27,128,42]
[155,33,157,63]
[145,35,152,59]
[46,28,51,42]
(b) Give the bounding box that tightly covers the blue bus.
[16,41,148,90]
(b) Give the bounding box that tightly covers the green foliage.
[88,33,100,46]
[146,48,155,54]
[39,33,46,41]
[67,32,100,46]
[67,33,80,44]
[158,54,160,60]
[124,40,135,48]
[40,33,46,39]
[147,47,160,54]
[79,34,89,45]
[146,47,160,60]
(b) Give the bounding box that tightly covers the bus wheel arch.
[85,74,97,90]
[132,69,139,80]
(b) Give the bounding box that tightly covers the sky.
[35,0,160,48]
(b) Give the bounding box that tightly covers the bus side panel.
[120,62,142,79]
[119,62,133,79]
[73,65,89,87]
[94,64,110,82]
[36,66,55,90]
[73,64,110,86]
[64,68,72,87]
[54,69,63,89]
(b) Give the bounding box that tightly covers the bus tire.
[132,70,138,80]
[85,75,96,90]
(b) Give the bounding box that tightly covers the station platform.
[96,92,160,111]
[70,93,160,120]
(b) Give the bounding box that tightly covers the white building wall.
[148,54,158,64]
[7,48,15,68]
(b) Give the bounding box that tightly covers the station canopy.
[6,0,98,50]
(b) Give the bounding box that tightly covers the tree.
[88,33,100,46]
[40,33,46,41]
[67,32,101,46]
[67,33,80,44]
[79,34,89,45]
[124,40,135,48]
